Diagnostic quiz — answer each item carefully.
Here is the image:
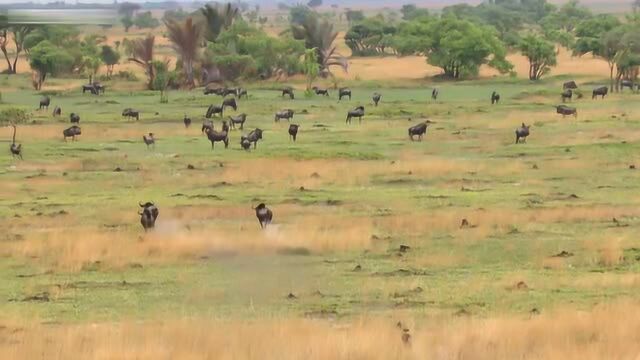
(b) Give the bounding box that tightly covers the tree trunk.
[609,63,615,93]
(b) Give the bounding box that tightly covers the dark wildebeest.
[241,138,251,150]
[63,125,81,141]
[183,115,192,128]
[206,104,224,118]
[228,113,247,130]
[39,96,50,110]
[561,89,573,103]
[143,133,155,149]
[254,203,273,229]
[53,106,61,117]
[556,105,577,118]
[346,106,365,124]
[592,86,608,100]
[563,81,578,90]
[122,108,140,121]
[372,92,382,107]
[204,87,225,96]
[241,128,263,149]
[312,86,329,96]
[238,88,248,99]
[222,97,238,111]
[9,125,22,159]
[338,87,352,100]
[491,91,500,105]
[408,120,432,141]
[282,87,295,99]
[93,82,105,94]
[515,123,530,144]
[621,80,636,92]
[202,120,214,134]
[275,109,294,122]
[82,84,98,95]
[70,113,80,124]
[431,88,439,100]
[223,88,239,97]
[289,124,299,142]
[139,202,159,231]
[205,121,229,149]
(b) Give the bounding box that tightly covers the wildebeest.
[515,123,530,144]
[491,91,500,105]
[122,108,140,121]
[408,120,432,141]
[254,203,273,229]
[289,124,299,142]
[372,92,382,107]
[39,96,50,110]
[63,125,81,141]
[275,109,294,122]
[222,97,238,111]
[183,115,192,128]
[431,88,439,100]
[70,113,80,124]
[621,80,636,92]
[592,86,608,99]
[312,86,329,96]
[205,121,229,149]
[338,87,352,100]
[143,133,155,149]
[223,88,239,97]
[228,113,247,130]
[563,81,578,90]
[9,125,22,159]
[204,87,225,96]
[206,104,224,118]
[561,89,573,102]
[346,106,365,124]
[53,106,61,117]
[556,105,577,118]
[240,138,251,150]
[241,128,263,149]
[93,82,105,94]
[282,87,295,99]
[202,120,214,134]
[139,202,159,231]
[82,84,98,95]
[238,88,248,99]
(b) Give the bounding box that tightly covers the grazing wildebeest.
[241,128,263,149]
[254,203,273,229]
[202,120,214,134]
[206,104,224,118]
[53,106,61,117]
[241,138,251,150]
[491,91,500,105]
[139,202,159,231]
[408,121,432,141]
[204,87,225,96]
[338,87,352,100]
[205,121,229,149]
[122,108,140,121]
[346,106,365,124]
[222,97,238,111]
[63,125,81,141]
[372,92,382,106]
[143,133,155,149]
[9,125,22,159]
[93,82,105,94]
[39,96,50,110]
[621,80,636,92]
[515,123,530,144]
[238,88,248,99]
[563,81,578,90]
[223,88,239,97]
[228,113,247,130]
[561,89,573,102]
[289,124,299,142]
[70,113,80,124]
[312,86,329,96]
[592,86,608,99]
[282,87,295,99]
[556,105,577,118]
[431,88,439,100]
[82,84,98,95]
[183,115,192,128]
[275,109,294,122]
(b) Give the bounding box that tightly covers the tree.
[291,12,347,76]
[121,16,134,32]
[134,12,160,29]
[128,36,156,90]
[540,0,591,34]
[400,4,429,20]
[82,55,102,79]
[573,14,621,56]
[201,3,240,43]
[100,45,120,78]
[118,2,140,33]
[303,48,319,92]
[0,26,34,74]
[519,34,557,80]
[345,17,397,56]
[28,41,74,90]
[345,9,365,25]
[165,17,202,88]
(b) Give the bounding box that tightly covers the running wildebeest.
[408,120,432,141]
[312,86,329,96]
[183,115,192,128]
[206,104,224,118]
[205,121,229,149]
[222,97,238,111]
[70,113,80,124]
[338,87,352,100]
[39,96,50,110]
[275,109,294,122]
[372,92,382,107]
[82,84,98,95]
[254,203,273,229]
[228,113,247,130]
[621,80,636,92]
[202,120,214,134]
[63,125,81,141]
[9,125,22,159]
[289,124,299,142]
[346,106,365,124]
[53,106,61,117]
[556,105,577,118]
[139,202,159,231]
[491,91,500,105]
[282,87,295,99]
[241,128,263,149]
[238,88,248,99]
[515,123,530,144]
[431,88,439,100]
[592,86,608,99]
[122,108,140,121]
[561,89,573,102]
[204,87,225,96]
[143,133,155,149]
[563,81,578,90]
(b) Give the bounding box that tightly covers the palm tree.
[128,35,156,90]
[291,13,347,77]
[200,3,240,43]
[165,17,202,88]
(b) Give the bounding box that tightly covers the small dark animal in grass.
[621,80,636,92]
[139,202,159,231]
[70,113,80,124]
[237,88,248,99]
[93,82,105,94]
[312,86,329,96]
[275,109,294,122]
[408,121,432,141]
[289,124,299,142]
[228,113,247,130]
[183,115,191,128]
[143,133,155,149]
[63,125,81,141]
[491,91,500,105]
[222,97,238,111]
[52,106,61,117]
[254,203,273,229]
[122,108,139,121]
[563,80,578,90]
[205,121,229,149]
[201,120,214,134]
[240,137,251,150]
[39,96,50,110]
[592,86,608,100]
[205,104,224,118]
[223,88,239,97]
[241,128,263,149]
[346,106,365,124]
[561,89,573,102]
[372,92,382,106]
[431,88,439,100]
[556,105,577,118]
[282,87,295,99]
[82,84,98,95]
[515,123,530,144]
[338,87,352,100]
[204,87,225,96]
[9,125,22,159]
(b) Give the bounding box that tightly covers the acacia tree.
[100,45,120,78]
[291,12,348,77]
[127,35,156,89]
[0,26,34,74]
[29,41,73,90]
[519,34,557,80]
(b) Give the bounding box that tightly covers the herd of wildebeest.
[6,79,623,231]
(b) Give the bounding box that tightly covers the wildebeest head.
[139,201,159,230]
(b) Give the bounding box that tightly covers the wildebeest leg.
[253,141,257,149]
[224,139,229,148]
[240,122,244,130]
[211,141,215,150]
[515,136,519,144]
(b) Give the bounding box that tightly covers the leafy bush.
[212,54,257,81]
[0,107,30,125]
